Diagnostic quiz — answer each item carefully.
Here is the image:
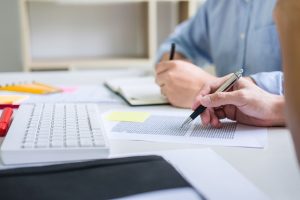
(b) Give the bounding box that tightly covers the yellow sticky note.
[106,111,150,122]
[0,95,28,104]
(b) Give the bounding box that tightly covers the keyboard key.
[37,136,50,141]
[52,130,64,135]
[66,135,77,140]
[38,130,51,136]
[51,136,64,141]
[92,130,103,136]
[66,140,78,147]
[36,142,48,148]
[80,136,92,141]
[51,140,64,147]
[27,127,38,133]
[24,138,35,143]
[22,143,34,148]
[79,130,92,135]
[80,138,93,147]
[89,119,101,130]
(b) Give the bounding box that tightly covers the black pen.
[169,43,176,60]
[180,69,244,128]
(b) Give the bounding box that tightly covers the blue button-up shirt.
[156,0,283,95]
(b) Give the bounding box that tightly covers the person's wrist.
[269,95,286,126]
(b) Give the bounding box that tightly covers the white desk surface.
[0,69,299,200]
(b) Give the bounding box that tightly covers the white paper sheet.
[113,149,269,200]
[103,110,268,148]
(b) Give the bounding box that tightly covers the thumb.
[199,91,245,108]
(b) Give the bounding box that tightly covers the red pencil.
[0,104,20,109]
[0,107,14,137]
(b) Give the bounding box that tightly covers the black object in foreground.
[0,155,205,200]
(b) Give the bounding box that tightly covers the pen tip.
[180,117,192,129]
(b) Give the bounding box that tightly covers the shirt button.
[240,33,245,40]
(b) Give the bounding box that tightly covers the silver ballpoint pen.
[180,69,244,128]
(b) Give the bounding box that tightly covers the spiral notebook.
[0,81,62,94]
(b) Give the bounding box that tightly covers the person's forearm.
[269,95,286,126]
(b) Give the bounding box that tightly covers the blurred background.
[0,0,205,72]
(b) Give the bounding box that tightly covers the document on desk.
[103,110,268,148]
[113,149,269,200]
[0,85,122,104]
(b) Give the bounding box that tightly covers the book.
[104,76,168,106]
[0,81,62,94]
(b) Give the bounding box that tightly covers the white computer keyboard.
[1,103,109,165]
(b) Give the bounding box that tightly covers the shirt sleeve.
[155,2,212,67]
[250,71,284,95]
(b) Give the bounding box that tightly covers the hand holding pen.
[181,69,243,128]
[183,72,285,128]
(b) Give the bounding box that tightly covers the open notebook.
[104,76,168,106]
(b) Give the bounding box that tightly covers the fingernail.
[200,96,211,106]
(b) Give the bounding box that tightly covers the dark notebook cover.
[0,155,200,200]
